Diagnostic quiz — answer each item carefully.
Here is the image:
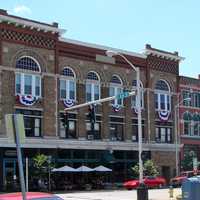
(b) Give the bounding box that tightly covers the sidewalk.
[57,188,182,200]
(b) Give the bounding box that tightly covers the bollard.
[169,185,174,199]
[137,183,148,200]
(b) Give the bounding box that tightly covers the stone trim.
[0,137,177,151]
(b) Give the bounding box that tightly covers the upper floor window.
[16,56,40,72]
[15,56,41,97]
[60,67,76,100]
[109,117,124,141]
[132,80,144,109]
[109,75,123,106]
[193,113,200,136]
[86,115,101,140]
[16,109,42,137]
[132,118,145,142]
[60,112,77,139]
[183,112,192,136]
[155,80,171,111]
[86,71,100,102]
[182,90,192,107]
[155,127,172,143]
[183,112,200,136]
[182,90,200,108]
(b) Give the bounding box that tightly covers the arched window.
[15,56,41,97]
[154,79,171,111]
[183,112,192,135]
[111,75,122,85]
[193,113,200,136]
[63,68,75,77]
[60,67,76,100]
[109,75,123,105]
[132,80,144,109]
[16,56,40,72]
[86,71,100,102]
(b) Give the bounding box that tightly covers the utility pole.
[13,114,26,200]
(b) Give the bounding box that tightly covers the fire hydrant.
[169,185,174,199]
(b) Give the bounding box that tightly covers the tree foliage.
[131,160,159,178]
[181,151,196,171]
[33,154,48,171]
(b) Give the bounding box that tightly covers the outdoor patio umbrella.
[93,165,112,172]
[52,165,77,172]
[75,165,94,172]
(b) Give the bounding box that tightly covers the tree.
[181,151,196,171]
[33,154,48,178]
[143,160,159,177]
[131,160,159,178]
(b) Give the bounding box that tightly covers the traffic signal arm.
[64,90,136,111]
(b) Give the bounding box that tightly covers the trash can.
[137,184,148,200]
[182,177,200,200]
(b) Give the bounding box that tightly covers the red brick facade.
[179,76,200,170]
[0,9,186,189]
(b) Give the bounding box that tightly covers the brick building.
[179,76,200,168]
[0,9,184,190]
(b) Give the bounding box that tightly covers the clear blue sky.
[1,0,199,78]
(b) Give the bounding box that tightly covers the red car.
[170,170,200,187]
[0,192,63,200]
[123,176,166,190]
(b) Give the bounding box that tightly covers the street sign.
[116,91,130,100]
[65,90,136,111]
[5,114,15,141]
[5,114,25,143]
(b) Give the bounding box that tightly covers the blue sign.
[116,91,130,100]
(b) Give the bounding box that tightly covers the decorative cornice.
[0,14,66,35]
[144,49,184,62]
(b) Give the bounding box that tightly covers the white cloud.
[13,5,31,15]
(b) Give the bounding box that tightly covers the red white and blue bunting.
[63,99,75,108]
[17,95,38,106]
[112,104,121,112]
[158,110,170,121]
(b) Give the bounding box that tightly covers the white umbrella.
[76,165,94,172]
[52,165,77,172]
[93,165,112,172]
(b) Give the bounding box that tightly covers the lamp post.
[47,156,52,191]
[106,51,146,199]
[174,97,191,176]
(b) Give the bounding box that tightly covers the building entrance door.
[161,166,171,184]
[3,159,18,191]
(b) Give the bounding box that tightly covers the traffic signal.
[88,104,96,123]
[61,112,68,128]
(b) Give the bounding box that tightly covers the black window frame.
[109,117,124,141]
[15,109,42,137]
[59,112,77,139]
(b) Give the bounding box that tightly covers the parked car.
[123,176,166,190]
[0,192,64,200]
[170,170,200,187]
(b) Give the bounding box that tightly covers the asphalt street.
[57,188,181,200]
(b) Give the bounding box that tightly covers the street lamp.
[47,156,52,191]
[174,97,191,176]
[106,50,144,192]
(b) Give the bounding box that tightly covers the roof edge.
[59,37,147,59]
[0,13,66,35]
